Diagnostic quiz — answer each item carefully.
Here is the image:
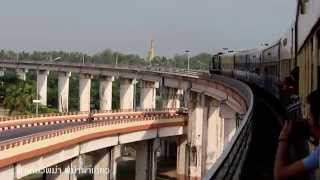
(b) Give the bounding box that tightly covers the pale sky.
[0,0,296,57]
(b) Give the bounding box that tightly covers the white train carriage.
[247,48,264,88]
[279,24,296,82]
[261,41,281,97]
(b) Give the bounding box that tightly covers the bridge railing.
[0,113,187,152]
[204,74,254,180]
[0,59,207,78]
[0,108,179,122]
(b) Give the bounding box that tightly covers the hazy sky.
[0,0,296,57]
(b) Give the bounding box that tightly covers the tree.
[3,82,35,115]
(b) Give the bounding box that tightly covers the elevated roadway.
[0,60,253,180]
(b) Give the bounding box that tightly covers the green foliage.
[91,79,100,110]
[47,73,58,109]
[112,80,120,109]
[3,81,35,115]
[69,75,79,111]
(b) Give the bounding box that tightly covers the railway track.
[240,89,284,180]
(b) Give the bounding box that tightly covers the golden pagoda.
[147,39,155,62]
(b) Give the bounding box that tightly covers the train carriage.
[261,41,281,97]
[210,0,320,121]
[234,49,254,81]
[220,52,236,77]
[279,25,296,82]
[296,0,320,118]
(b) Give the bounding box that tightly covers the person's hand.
[279,120,293,140]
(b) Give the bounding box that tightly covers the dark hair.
[307,90,320,125]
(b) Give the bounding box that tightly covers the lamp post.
[185,50,190,70]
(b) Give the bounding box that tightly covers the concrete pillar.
[100,76,114,111]
[79,74,92,112]
[220,104,237,147]
[205,99,221,171]
[162,87,182,109]
[176,135,188,180]
[58,72,71,112]
[175,89,183,109]
[37,70,49,106]
[135,139,158,180]
[188,92,205,179]
[140,80,157,109]
[93,148,111,180]
[152,139,160,180]
[166,140,170,157]
[120,78,134,110]
[0,166,15,180]
[313,33,319,90]
[16,68,28,81]
[110,145,121,180]
[160,139,166,157]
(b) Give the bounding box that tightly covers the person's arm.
[274,121,307,180]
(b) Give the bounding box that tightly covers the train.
[210,0,320,120]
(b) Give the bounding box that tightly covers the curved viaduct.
[0,60,253,180]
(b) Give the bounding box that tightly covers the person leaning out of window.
[274,90,320,180]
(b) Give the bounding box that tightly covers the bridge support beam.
[205,99,222,170]
[79,74,92,112]
[92,148,111,180]
[140,80,157,109]
[37,70,49,106]
[162,87,182,109]
[110,145,121,180]
[188,92,206,179]
[16,68,28,81]
[135,139,159,180]
[100,76,114,111]
[58,72,71,112]
[120,78,134,110]
[176,135,188,180]
[220,103,237,148]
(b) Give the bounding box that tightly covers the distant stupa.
[147,39,155,62]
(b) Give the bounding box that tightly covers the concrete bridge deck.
[0,59,253,180]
